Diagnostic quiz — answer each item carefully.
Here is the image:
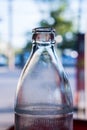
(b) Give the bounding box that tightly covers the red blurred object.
[74,119,87,130]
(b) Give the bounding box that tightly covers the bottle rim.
[32,27,55,33]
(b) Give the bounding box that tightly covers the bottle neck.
[30,27,56,62]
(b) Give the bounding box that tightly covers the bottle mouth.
[32,27,55,33]
[32,27,55,44]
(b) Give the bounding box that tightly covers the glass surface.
[15,27,73,130]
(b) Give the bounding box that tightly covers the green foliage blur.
[40,5,73,35]
[24,0,77,52]
[39,3,76,50]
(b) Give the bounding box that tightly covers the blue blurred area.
[61,49,78,66]
[0,54,8,66]
[15,51,30,68]
[14,49,78,68]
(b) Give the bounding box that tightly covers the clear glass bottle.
[15,27,73,130]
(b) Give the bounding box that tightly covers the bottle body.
[15,27,73,130]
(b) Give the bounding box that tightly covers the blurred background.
[0,0,87,129]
